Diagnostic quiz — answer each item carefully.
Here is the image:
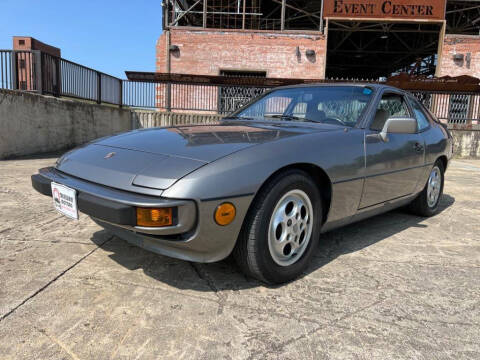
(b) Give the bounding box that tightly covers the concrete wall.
[448,124,480,158]
[0,89,131,159]
[132,110,223,129]
[1,88,479,159]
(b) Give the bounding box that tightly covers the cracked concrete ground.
[0,156,479,360]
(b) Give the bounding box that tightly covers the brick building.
[12,36,61,92]
[157,1,480,81]
[13,36,60,57]
[439,34,480,78]
[134,1,480,120]
[157,29,326,80]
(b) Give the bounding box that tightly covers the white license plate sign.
[51,182,78,220]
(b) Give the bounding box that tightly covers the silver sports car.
[32,84,453,283]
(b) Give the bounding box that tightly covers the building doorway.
[325,20,444,79]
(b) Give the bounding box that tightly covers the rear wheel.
[233,170,322,284]
[408,160,444,217]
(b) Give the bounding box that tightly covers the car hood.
[93,122,335,162]
[56,122,339,191]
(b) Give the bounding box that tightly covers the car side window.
[410,98,431,131]
[370,93,410,131]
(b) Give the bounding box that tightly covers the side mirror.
[379,117,417,142]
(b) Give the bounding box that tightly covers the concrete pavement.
[0,156,479,359]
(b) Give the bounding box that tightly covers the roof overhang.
[125,71,321,87]
[125,71,480,91]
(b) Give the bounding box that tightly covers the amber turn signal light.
[136,207,173,227]
[214,202,236,226]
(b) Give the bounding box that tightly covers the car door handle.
[414,142,424,153]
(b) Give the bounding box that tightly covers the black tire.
[408,160,445,217]
[233,169,322,284]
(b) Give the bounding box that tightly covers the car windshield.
[230,86,373,127]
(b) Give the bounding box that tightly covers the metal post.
[242,0,246,29]
[281,0,286,31]
[322,18,329,79]
[34,50,43,94]
[435,20,446,77]
[166,30,172,111]
[164,0,169,28]
[11,51,17,90]
[97,72,101,104]
[203,0,207,28]
[166,83,172,111]
[119,79,123,107]
[55,56,61,97]
[217,84,221,114]
[319,0,324,33]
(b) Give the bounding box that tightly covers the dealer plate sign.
[51,182,79,220]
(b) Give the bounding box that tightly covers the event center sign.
[324,0,446,20]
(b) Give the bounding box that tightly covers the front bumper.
[32,172,137,226]
[32,167,196,235]
[32,167,253,262]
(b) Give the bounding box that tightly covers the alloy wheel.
[427,165,442,208]
[268,189,314,266]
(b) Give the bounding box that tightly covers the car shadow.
[92,194,455,291]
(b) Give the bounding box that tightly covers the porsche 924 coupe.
[32,84,453,283]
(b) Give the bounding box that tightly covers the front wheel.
[408,161,445,217]
[233,170,322,284]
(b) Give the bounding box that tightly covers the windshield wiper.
[266,114,320,123]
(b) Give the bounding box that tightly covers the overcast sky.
[0,0,162,79]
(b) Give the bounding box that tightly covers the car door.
[359,90,425,208]
[407,95,439,190]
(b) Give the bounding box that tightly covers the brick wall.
[156,28,326,110]
[13,36,61,57]
[12,37,61,91]
[435,35,480,123]
[156,28,326,78]
[438,34,480,79]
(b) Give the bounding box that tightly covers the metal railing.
[0,50,38,91]
[0,50,13,89]
[121,81,269,114]
[1,49,480,124]
[0,50,123,106]
[411,91,480,124]
[0,49,270,113]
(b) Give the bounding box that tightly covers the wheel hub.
[427,166,441,208]
[268,189,313,266]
